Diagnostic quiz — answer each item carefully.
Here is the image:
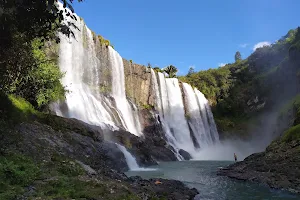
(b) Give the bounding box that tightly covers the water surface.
[126,161,300,200]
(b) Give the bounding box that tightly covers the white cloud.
[218,63,226,67]
[239,43,249,48]
[253,41,271,51]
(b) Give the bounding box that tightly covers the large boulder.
[16,116,129,172]
[179,149,192,160]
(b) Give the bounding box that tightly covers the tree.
[0,0,83,48]
[153,67,162,73]
[187,66,195,77]
[164,65,178,78]
[0,0,82,108]
[235,51,242,62]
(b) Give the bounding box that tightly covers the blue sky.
[72,0,300,75]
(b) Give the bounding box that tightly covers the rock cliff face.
[123,59,155,108]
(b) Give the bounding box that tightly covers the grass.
[0,94,42,123]
[282,124,300,143]
[0,154,40,200]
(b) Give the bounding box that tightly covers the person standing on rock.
[234,153,237,162]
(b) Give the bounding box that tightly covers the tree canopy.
[0,0,83,109]
[164,65,178,78]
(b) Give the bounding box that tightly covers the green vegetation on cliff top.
[179,27,300,133]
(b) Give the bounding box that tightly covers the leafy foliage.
[0,0,85,109]
[153,67,163,73]
[1,38,66,109]
[97,35,113,47]
[0,0,82,48]
[164,65,178,78]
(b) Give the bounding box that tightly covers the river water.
[126,161,300,200]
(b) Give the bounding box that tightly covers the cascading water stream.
[182,83,211,148]
[157,72,195,154]
[151,70,183,160]
[195,89,220,143]
[108,47,142,136]
[116,144,156,171]
[116,144,140,171]
[55,16,116,129]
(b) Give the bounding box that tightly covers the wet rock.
[75,160,97,175]
[179,149,192,160]
[218,139,300,194]
[16,117,129,172]
[129,178,199,200]
[105,110,177,167]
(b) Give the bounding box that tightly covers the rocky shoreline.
[0,108,199,199]
[217,138,300,194]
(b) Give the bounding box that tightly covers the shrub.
[29,39,66,108]
[97,35,112,47]
[282,124,300,143]
[0,154,40,200]
[142,104,154,110]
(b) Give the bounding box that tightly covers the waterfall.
[151,70,183,160]
[157,72,195,154]
[55,16,117,129]
[164,78,194,152]
[54,2,220,162]
[116,143,156,171]
[108,47,142,136]
[195,89,220,143]
[116,144,140,171]
[150,69,163,113]
[182,83,214,148]
[54,3,142,136]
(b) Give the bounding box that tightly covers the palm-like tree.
[164,65,178,78]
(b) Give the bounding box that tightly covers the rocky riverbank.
[217,94,300,194]
[217,102,300,194]
[0,95,198,199]
[217,138,300,194]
